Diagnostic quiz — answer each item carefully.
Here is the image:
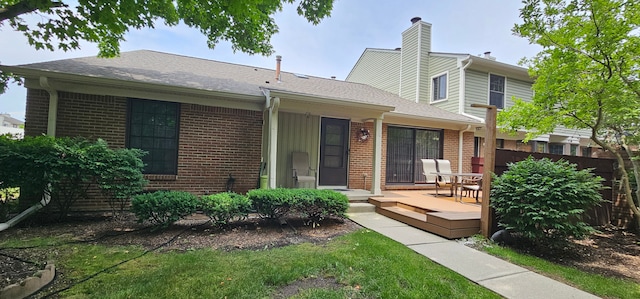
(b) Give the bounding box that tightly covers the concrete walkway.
[347,211,600,299]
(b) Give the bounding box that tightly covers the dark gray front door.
[319,118,349,186]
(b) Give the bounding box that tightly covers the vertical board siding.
[346,50,401,95]
[276,112,320,188]
[417,23,432,104]
[400,27,419,101]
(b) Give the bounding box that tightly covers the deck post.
[470,104,497,238]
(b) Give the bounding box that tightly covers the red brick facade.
[25,89,262,212]
[348,122,374,190]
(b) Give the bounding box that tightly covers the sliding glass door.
[386,126,443,184]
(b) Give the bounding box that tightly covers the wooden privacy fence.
[493,149,616,226]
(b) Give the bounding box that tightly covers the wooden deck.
[368,190,482,239]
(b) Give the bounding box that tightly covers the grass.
[1,229,500,299]
[473,238,640,299]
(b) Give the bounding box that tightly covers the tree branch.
[0,0,64,22]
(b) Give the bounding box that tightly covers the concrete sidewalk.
[347,211,599,299]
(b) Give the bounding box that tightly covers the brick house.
[1,50,481,212]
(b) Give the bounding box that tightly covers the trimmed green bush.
[0,135,146,220]
[131,191,198,228]
[491,156,603,245]
[293,189,349,227]
[200,192,252,226]
[247,188,295,220]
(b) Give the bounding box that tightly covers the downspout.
[458,58,485,122]
[458,125,474,173]
[0,191,51,232]
[0,77,60,231]
[40,76,59,136]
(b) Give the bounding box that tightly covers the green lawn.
[2,229,500,298]
[476,239,640,299]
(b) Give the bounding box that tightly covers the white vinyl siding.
[346,50,401,95]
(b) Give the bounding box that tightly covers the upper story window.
[431,73,447,102]
[534,141,547,153]
[570,144,578,156]
[127,99,180,175]
[549,143,564,155]
[489,74,505,109]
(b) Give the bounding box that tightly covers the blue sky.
[0,0,540,121]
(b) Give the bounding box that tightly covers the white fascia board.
[384,111,482,129]
[12,67,265,110]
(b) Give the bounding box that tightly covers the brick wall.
[348,122,374,189]
[24,89,262,213]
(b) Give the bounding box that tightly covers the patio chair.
[435,159,454,196]
[421,159,438,184]
[461,177,482,203]
[292,152,315,188]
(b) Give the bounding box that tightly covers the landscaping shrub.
[0,187,19,222]
[131,191,198,228]
[92,145,147,219]
[200,192,252,226]
[293,189,349,227]
[247,188,295,220]
[490,156,603,245]
[0,135,147,221]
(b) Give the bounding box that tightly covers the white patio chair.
[435,159,454,196]
[292,152,315,188]
[421,159,438,184]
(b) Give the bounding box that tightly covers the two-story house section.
[347,17,594,158]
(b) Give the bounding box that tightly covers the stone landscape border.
[0,263,55,299]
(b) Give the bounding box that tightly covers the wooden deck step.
[376,204,480,239]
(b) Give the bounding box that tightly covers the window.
[432,73,447,102]
[549,143,564,155]
[127,99,180,174]
[496,139,504,149]
[581,146,592,157]
[534,141,547,153]
[386,127,443,184]
[489,74,505,109]
[570,144,578,156]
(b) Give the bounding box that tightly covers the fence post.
[471,104,497,238]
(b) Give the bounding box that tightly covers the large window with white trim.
[127,99,180,174]
[489,74,505,109]
[431,73,447,102]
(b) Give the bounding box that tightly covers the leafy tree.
[499,0,640,227]
[0,0,334,92]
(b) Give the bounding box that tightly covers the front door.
[319,118,349,186]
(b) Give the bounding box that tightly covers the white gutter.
[0,191,51,232]
[458,58,486,123]
[458,125,474,173]
[39,76,58,136]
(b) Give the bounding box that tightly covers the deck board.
[368,191,482,239]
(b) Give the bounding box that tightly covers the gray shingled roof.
[9,50,479,124]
